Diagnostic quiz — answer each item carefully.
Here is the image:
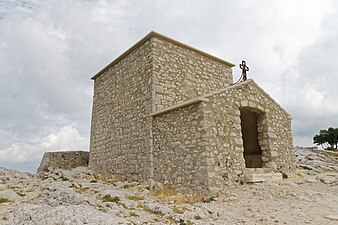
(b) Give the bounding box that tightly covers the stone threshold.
[244,171,283,183]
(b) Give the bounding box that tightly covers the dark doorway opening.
[240,108,262,168]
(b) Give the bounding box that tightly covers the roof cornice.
[91,31,235,80]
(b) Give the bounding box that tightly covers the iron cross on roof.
[239,60,249,81]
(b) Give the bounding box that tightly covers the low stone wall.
[37,151,89,173]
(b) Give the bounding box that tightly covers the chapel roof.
[91,31,235,80]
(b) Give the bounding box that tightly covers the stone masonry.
[37,151,89,173]
[89,31,295,197]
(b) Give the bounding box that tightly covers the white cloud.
[0,123,88,164]
[0,0,130,152]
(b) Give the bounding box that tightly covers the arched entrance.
[240,107,264,168]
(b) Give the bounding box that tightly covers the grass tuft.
[0,198,11,204]
[173,207,184,214]
[194,215,202,220]
[102,195,120,203]
[150,184,204,203]
[144,208,165,216]
[125,194,142,201]
[129,211,138,217]
[75,187,88,193]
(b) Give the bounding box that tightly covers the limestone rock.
[245,173,283,183]
[0,145,337,225]
[0,189,21,202]
[325,214,338,221]
[11,204,128,225]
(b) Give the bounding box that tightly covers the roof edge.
[91,31,235,80]
[150,79,292,119]
[203,79,292,118]
[150,97,209,117]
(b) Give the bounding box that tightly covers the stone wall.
[89,39,153,180]
[89,33,235,182]
[151,80,294,196]
[151,36,233,112]
[37,151,89,173]
[152,103,209,197]
[89,32,294,196]
[202,80,295,192]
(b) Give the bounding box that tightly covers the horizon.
[1,0,338,172]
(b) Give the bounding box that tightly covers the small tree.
[313,127,338,150]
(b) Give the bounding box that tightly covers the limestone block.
[153,85,164,93]
[245,173,283,183]
[240,100,248,107]
[270,150,279,157]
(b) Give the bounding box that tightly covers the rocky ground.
[0,147,337,225]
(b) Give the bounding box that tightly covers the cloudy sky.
[0,0,337,172]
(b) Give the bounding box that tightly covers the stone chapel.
[89,31,295,197]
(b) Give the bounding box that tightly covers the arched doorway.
[240,107,264,168]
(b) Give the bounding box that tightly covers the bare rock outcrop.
[0,147,337,225]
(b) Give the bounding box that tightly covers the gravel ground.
[0,147,337,225]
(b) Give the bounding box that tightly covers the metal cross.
[239,60,249,81]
